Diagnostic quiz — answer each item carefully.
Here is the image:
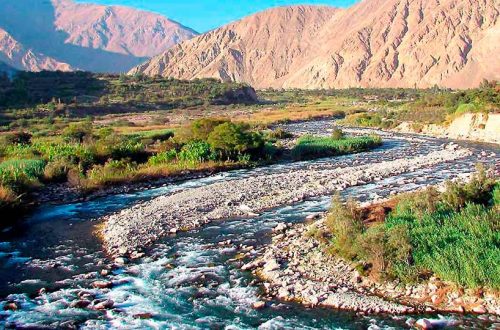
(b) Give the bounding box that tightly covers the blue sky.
[76,0,358,33]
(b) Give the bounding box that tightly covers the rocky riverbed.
[100,145,472,257]
[249,218,500,319]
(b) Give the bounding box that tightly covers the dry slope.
[0,0,197,72]
[131,0,500,89]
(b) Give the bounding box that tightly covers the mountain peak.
[0,0,198,73]
[131,0,500,89]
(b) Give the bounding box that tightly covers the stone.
[134,312,153,319]
[252,301,266,310]
[114,257,128,266]
[70,300,91,309]
[3,302,19,311]
[274,223,287,232]
[472,305,488,314]
[93,299,114,310]
[263,259,280,273]
[92,280,113,289]
[415,319,433,329]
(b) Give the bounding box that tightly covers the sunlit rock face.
[131,0,500,89]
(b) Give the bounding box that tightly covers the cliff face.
[0,0,197,73]
[396,113,500,144]
[131,0,500,89]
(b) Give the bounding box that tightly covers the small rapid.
[0,121,498,329]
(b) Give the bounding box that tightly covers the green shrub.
[208,122,264,160]
[331,128,345,140]
[62,122,93,143]
[148,150,177,166]
[178,141,214,164]
[43,159,74,183]
[0,159,46,191]
[326,195,363,260]
[266,128,294,140]
[1,131,33,145]
[325,171,499,289]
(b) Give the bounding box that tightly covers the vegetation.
[0,72,256,111]
[292,133,382,160]
[325,168,499,289]
[340,80,499,129]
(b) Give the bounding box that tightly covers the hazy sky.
[75,0,358,33]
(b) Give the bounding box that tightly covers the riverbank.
[100,145,472,257]
[250,217,500,317]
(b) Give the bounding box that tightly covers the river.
[0,120,498,329]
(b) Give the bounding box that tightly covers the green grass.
[292,135,382,160]
[386,203,499,288]
[325,170,499,289]
[0,159,46,189]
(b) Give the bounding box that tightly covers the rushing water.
[0,121,498,329]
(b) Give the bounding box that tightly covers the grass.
[291,135,382,160]
[324,168,499,289]
[0,159,46,189]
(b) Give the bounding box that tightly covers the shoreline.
[248,217,500,317]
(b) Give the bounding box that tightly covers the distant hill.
[131,0,500,89]
[0,71,258,113]
[0,0,198,73]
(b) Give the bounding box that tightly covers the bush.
[63,122,93,143]
[266,128,294,140]
[178,141,214,164]
[326,195,363,260]
[0,185,18,208]
[43,159,74,183]
[85,159,137,186]
[207,122,264,160]
[148,150,177,166]
[2,131,33,145]
[331,128,345,140]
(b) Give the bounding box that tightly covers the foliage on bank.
[326,168,499,289]
[292,134,382,160]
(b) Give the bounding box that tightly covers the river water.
[0,121,498,329]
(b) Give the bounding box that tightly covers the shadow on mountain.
[0,0,146,73]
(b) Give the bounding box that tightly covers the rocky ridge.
[131,0,500,89]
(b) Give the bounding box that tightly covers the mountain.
[131,0,500,89]
[0,60,19,76]
[0,28,73,72]
[0,0,198,73]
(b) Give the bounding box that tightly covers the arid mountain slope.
[51,0,198,58]
[0,28,72,72]
[130,6,340,87]
[0,0,197,73]
[131,0,500,89]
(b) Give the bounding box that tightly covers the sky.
[76,0,358,33]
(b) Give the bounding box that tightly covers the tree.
[189,118,227,141]
[207,122,264,160]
